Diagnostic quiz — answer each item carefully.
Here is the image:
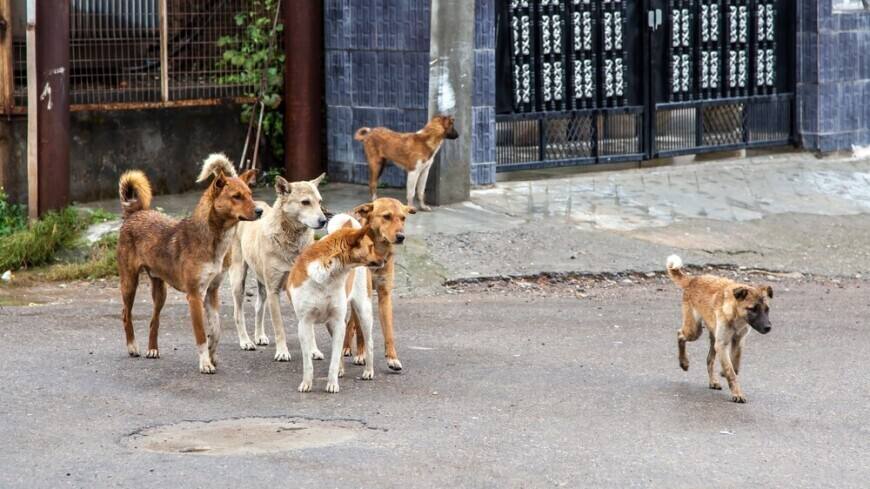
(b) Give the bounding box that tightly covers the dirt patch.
[125,417,368,455]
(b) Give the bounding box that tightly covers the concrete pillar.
[427,0,475,205]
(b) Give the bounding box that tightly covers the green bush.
[43,233,118,281]
[0,208,85,271]
[0,188,26,237]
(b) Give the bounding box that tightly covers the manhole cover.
[125,417,363,455]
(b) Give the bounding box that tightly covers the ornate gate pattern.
[496,0,795,172]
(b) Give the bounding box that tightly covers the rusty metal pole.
[283,0,324,181]
[0,0,15,198]
[26,0,69,218]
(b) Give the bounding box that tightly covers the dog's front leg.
[405,163,422,210]
[325,315,347,394]
[714,323,744,402]
[353,300,375,380]
[230,260,256,350]
[415,160,434,211]
[187,293,215,374]
[376,282,402,371]
[253,282,269,345]
[265,288,292,362]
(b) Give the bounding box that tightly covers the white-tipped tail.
[196,153,237,182]
[666,254,683,270]
[327,213,361,234]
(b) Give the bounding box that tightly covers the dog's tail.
[119,170,152,218]
[666,255,691,289]
[354,127,372,141]
[196,153,238,183]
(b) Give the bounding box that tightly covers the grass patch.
[0,208,84,271]
[42,233,118,281]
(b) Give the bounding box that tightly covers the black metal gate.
[495,0,795,172]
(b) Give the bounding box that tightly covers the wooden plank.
[25,0,35,218]
[0,0,14,113]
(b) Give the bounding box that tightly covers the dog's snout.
[395,233,405,244]
[318,217,328,228]
[254,208,263,219]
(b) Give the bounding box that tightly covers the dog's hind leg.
[120,269,140,357]
[253,281,269,346]
[677,305,701,371]
[367,156,385,201]
[265,287,292,362]
[325,315,348,394]
[415,159,434,211]
[146,277,166,359]
[230,259,256,350]
[205,284,222,366]
[706,331,722,390]
[342,311,358,357]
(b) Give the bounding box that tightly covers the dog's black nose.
[254,208,263,219]
[318,217,328,228]
[395,233,405,244]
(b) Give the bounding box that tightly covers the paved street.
[1,275,868,488]
[3,151,870,488]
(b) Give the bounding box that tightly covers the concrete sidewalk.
[83,150,870,293]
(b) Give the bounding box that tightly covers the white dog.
[229,174,327,361]
[288,214,385,393]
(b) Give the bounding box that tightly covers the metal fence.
[9,0,263,113]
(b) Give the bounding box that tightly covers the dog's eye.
[301,200,311,206]
[400,215,406,222]
[232,193,242,200]
[382,214,392,220]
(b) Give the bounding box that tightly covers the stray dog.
[339,198,415,370]
[289,217,387,393]
[229,173,327,361]
[117,154,260,373]
[666,255,773,403]
[354,115,458,211]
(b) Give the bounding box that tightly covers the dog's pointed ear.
[733,287,749,301]
[275,176,291,195]
[353,202,374,220]
[403,205,417,215]
[761,285,773,299]
[310,172,326,187]
[239,169,258,186]
[213,171,227,190]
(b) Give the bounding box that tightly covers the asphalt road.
[1,276,867,488]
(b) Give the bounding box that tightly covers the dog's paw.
[274,349,292,362]
[342,347,352,357]
[210,354,218,367]
[338,366,345,378]
[353,354,366,365]
[679,358,689,371]
[325,381,340,394]
[731,394,747,403]
[255,335,270,346]
[708,381,722,390]
[239,340,256,351]
[199,359,216,374]
[297,380,312,393]
[145,349,160,359]
[387,357,403,371]
[361,368,374,380]
[419,204,432,212]
[312,349,325,360]
[127,343,140,357]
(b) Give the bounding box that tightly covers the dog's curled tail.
[119,170,152,218]
[196,153,238,183]
[666,254,691,288]
[354,127,372,141]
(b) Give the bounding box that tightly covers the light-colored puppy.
[229,174,327,361]
[289,215,386,393]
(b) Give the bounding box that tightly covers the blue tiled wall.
[324,0,496,188]
[798,1,870,152]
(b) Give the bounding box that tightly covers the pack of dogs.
[115,115,774,402]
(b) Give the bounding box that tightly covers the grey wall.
[324,0,496,188]
[798,1,870,152]
[4,105,251,205]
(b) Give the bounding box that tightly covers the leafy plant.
[0,208,84,271]
[217,0,285,160]
[0,188,26,238]
[43,233,118,281]
[263,167,283,186]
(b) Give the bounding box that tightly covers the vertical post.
[0,0,15,196]
[26,0,69,218]
[283,0,324,180]
[159,0,168,102]
[427,0,475,205]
